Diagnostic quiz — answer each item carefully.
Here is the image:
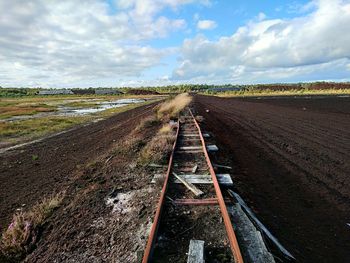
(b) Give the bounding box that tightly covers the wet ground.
[1,98,149,122]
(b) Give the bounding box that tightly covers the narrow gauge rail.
[142,108,244,263]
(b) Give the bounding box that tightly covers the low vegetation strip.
[139,124,177,165]
[140,93,192,164]
[0,104,56,120]
[0,97,162,149]
[212,88,350,97]
[115,93,192,165]
[157,93,192,120]
[0,193,64,261]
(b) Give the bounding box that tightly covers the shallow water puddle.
[2,98,147,122]
[66,98,146,115]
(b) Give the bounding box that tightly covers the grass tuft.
[113,135,146,155]
[0,193,64,260]
[135,116,160,132]
[140,134,176,164]
[139,121,177,165]
[157,93,192,120]
[159,124,172,134]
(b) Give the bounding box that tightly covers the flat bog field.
[1,93,349,263]
[2,0,350,262]
[193,95,350,262]
[0,95,163,149]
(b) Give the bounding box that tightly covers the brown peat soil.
[193,95,350,263]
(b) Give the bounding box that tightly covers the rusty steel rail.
[173,198,232,206]
[189,109,244,263]
[142,119,180,263]
[174,198,219,205]
[142,110,244,262]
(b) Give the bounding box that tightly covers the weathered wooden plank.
[152,174,233,185]
[213,163,232,170]
[192,165,198,173]
[180,134,200,137]
[228,203,276,263]
[228,189,295,261]
[176,167,207,172]
[174,198,232,206]
[216,174,233,185]
[173,172,204,196]
[176,150,203,154]
[187,240,205,263]
[206,145,219,152]
[180,138,201,141]
[177,145,217,152]
[178,146,202,150]
[173,174,232,185]
[148,163,167,168]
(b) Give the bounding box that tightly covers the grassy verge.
[111,93,192,166]
[157,93,192,120]
[138,93,192,165]
[205,88,350,97]
[0,193,64,261]
[139,123,177,165]
[0,116,91,143]
[0,104,56,120]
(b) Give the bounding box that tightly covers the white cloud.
[1,0,349,87]
[0,0,207,87]
[173,0,350,83]
[197,19,217,30]
[256,12,267,21]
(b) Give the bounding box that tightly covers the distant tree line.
[1,81,349,97]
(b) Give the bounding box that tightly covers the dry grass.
[113,135,146,155]
[159,124,172,134]
[157,93,192,120]
[0,192,64,260]
[112,104,178,165]
[0,105,56,120]
[113,116,162,156]
[139,121,177,165]
[139,98,181,164]
[140,133,176,164]
[0,116,90,139]
[155,174,166,188]
[135,116,160,132]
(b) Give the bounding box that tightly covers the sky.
[0,0,350,88]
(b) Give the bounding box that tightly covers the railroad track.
[142,108,244,263]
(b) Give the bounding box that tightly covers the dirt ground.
[193,95,350,263]
[1,95,349,262]
[0,102,164,262]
